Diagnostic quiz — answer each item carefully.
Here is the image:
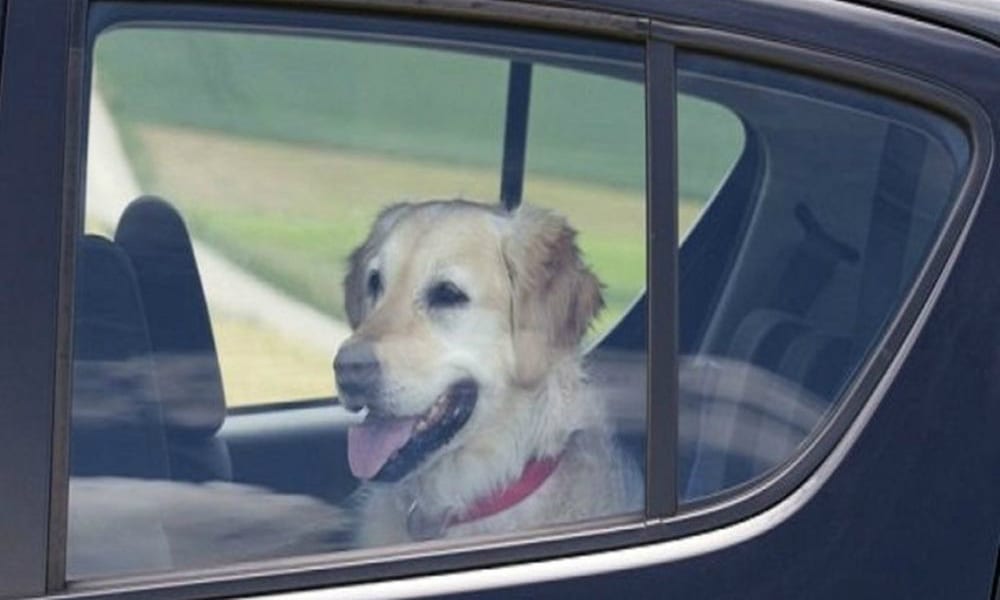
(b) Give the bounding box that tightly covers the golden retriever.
[334,199,641,545]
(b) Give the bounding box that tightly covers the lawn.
[95,28,742,204]
[129,123,648,331]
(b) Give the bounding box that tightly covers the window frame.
[33,1,991,599]
[0,1,77,598]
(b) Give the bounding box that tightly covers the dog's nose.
[333,341,381,411]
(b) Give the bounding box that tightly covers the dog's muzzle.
[333,340,381,411]
[347,379,479,482]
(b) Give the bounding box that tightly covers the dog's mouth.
[347,379,478,482]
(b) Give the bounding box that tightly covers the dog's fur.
[337,199,641,546]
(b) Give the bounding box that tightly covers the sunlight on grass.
[83,214,113,238]
[212,314,333,407]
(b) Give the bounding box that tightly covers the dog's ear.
[344,203,412,329]
[502,205,604,385]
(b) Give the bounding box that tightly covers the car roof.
[552,0,1000,46]
[851,0,1000,44]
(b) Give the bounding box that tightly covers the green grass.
[92,26,742,336]
[95,28,743,202]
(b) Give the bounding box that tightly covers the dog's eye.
[367,270,383,299]
[426,281,469,309]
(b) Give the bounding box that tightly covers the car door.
[1,0,999,599]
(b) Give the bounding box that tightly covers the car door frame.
[0,0,78,597]
[1,0,997,598]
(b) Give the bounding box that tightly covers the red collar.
[451,454,562,527]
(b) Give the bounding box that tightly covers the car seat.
[71,234,171,480]
[114,196,232,482]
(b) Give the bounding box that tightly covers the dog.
[333,199,641,546]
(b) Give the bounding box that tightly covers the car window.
[70,18,646,581]
[676,52,971,501]
[87,29,508,408]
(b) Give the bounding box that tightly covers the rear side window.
[71,17,646,581]
[676,52,970,501]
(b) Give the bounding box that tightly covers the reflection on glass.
[525,65,646,339]
[71,23,646,579]
[677,53,970,501]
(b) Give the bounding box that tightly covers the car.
[1,0,999,598]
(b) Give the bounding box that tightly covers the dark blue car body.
[0,0,998,598]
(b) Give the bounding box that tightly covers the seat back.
[72,235,171,480]
[115,196,231,482]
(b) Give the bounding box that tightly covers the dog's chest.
[357,441,635,547]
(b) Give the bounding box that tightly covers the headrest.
[115,197,226,434]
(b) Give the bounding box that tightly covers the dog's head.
[334,200,603,483]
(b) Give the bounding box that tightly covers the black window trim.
[39,1,992,599]
[0,1,76,598]
[645,37,678,522]
[49,0,89,591]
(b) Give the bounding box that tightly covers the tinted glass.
[524,65,646,336]
[677,52,970,501]
[70,20,646,580]
[678,95,744,236]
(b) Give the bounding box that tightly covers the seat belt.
[500,61,532,211]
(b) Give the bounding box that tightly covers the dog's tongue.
[348,416,417,480]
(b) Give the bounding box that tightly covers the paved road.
[86,89,352,357]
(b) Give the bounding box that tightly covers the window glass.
[71,20,646,580]
[88,29,509,407]
[677,52,970,501]
[523,65,646,337]
[678,96,744,236]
